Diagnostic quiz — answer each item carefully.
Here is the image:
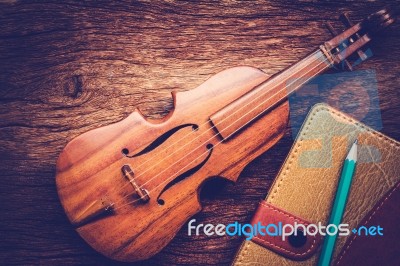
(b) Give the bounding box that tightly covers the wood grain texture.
[0,1,399,265]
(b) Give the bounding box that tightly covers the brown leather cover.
[250,201,323,260]
[335,181,400,266]
[232,103,400,266]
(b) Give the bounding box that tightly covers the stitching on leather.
[252,202,317,256]
[260,202,309,225]
[335,182,400,265]
[323,107,400,148]
[238,105,399,264]
[269,105,400,203]
[236,241,251,265]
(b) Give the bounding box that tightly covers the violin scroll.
[323,8,395,69]
[363,8,395,35]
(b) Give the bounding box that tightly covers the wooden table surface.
[1,1,399,265]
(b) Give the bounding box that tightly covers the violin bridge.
[72,197,114,226]
[122,165,150,203]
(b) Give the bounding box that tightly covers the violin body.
[56,66,289,261]
[56,8,394,261]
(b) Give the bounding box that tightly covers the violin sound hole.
[122,123,198,158]
[157,144,213,202]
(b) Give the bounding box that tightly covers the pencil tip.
[347,139,358,161]
[354,139,358,144]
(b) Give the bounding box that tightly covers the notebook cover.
[232,103,400,265]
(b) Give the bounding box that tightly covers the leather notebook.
[232,103,400,266]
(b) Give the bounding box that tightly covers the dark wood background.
[0,1,399,265]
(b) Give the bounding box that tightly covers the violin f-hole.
[122,124,198,158]
[157,144,214,203]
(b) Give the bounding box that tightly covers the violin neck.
[210,48,332,140]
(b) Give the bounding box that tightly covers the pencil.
[318,139,358,266]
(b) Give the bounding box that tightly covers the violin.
[56,9,394,262]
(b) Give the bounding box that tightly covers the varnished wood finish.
[56,66,289,261]
[55,7,390,260]
[210,50,330,140]
[56,8,387,261]
[1,1,399,265]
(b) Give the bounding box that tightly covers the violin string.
[113,53,330,210]
[112,53,329,208]
[113,53,329,208]
[114,57,329,211]
[138,55,328,190]
[106,50,322,199]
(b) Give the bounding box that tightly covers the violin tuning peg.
[357,49,369,61]
[325,21,353,70]
[345,12,372,63]
[343,60,353,71]
[339,12,368,64]
[345,48,372,71]
[326,22,338,37]
[340,12,353,28]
